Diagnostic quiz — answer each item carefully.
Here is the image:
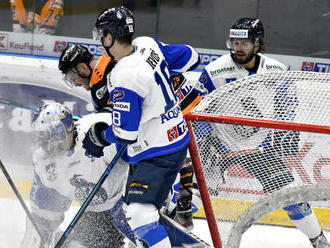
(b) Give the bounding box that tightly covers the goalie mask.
[227,18,264,64]
[31,103,75,154]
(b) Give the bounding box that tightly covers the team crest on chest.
[45,162,57,181]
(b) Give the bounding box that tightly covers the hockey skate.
[174,194,194,231]
[310,232,330,248]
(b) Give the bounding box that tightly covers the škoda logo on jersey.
[113,102,130,111]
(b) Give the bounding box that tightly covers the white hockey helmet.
[31,103,75,153]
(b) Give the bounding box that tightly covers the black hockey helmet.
[93,6,135,41]
[58,44,93,74]
[230,18,264,42]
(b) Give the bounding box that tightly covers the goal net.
[185,71,330,248]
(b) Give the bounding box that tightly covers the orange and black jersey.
[90,54,116,112]
[171,74,202,116]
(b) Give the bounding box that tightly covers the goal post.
[185,71,330,248]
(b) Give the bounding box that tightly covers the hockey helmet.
[58,44,93,75]
[229,18,264,42]
[93,6,135,41]
[32,103,75,153]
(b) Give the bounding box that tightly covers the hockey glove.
[273,130,300,156]
[82,122,110,158]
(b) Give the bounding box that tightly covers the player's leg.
[283,203,330,248]
[125,147,187,247]
[174,157,195,230]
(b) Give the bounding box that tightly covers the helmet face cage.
[62,70,80,88]
[32,103,74,154]
[94,6,135,41]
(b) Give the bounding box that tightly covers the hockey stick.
[0,160,43,238]
[55,143,128,248]
[0,97,80,120]
[0,97,39,111]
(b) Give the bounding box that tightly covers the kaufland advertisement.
[0,31,330,70]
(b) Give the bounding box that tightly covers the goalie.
[20,103,132,248]
[197,17,330,248]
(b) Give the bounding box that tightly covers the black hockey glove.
[82,122,110,158]
[273,130,300,156]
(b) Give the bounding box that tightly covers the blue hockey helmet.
[93,6,135,41]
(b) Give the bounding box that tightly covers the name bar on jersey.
[229,29,249,39]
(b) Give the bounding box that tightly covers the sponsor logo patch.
[113,102,130,111]
[167,121,187,141]
[210,66,235,76]
[161,106,181,123]
[95,85,107,99]
[230,29,249,39]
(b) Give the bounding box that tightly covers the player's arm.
[90,54,116,112]
[197,68,217,95]
[82,86,142,157]
[104,87,143,144]
[171,74,202,115]
[154,40,200,74]
[20,173,71,247]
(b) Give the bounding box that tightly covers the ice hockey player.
[198,17,330,248]
[58,44,201,230]
[10,0,64,34]
[58,44,115,112]
[81,6,200,247]
[20,102,131,248]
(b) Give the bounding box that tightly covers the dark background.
[0,0,329,58]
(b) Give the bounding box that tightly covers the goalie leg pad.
[283,202,312,220]
[66,210,125,248]
[127,203,171,247]
[284,203,322,239]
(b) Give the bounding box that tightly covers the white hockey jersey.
[199,53,288,94]
[198,53,294,152]
[104,36,199,163]
[31,112,129,213]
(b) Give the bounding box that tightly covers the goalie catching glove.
[82,122,111,158]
